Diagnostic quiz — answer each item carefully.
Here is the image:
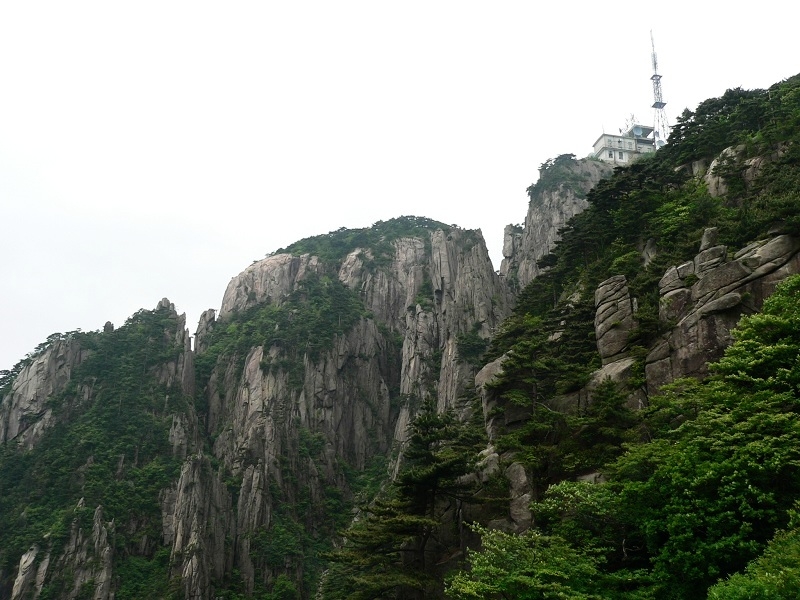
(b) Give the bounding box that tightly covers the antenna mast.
[650,31,669,147]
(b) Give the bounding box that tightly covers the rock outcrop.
[11,501,115,600]
[1,299,204,599]
[0,338,89,450]
[500,157,612,289]
[646,230,800,393]
[191,224,514,595]
[162,455,234,599]
[594,275,637,366]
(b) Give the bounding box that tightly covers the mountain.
[1,217,513,599]
[2,74,800,599]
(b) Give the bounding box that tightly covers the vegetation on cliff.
[0,306,191,598]
[275,216,454,265]
[450,274,800,599]
[445,73,800,599]
[1,71,799,600]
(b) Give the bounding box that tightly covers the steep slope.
[0,217,513,599]
[464,74,800,599]
[189,218,513,597]
[2,72,799,600]
[500,154,612,290]
[0,300,198,600]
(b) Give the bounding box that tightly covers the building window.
[608,151,614,158]
[619,151,624,159]
[617,140,622,146]
[627,142,633,149]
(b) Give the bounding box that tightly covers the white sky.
[1,1,797,371]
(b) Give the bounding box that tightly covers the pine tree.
[321,400,481,599]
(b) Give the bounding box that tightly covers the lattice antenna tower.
[650,31,669,147]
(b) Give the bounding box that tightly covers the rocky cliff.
[0,337,89,450]
[185,222,514,597]
[474,134,800,537]
[500,155,612,290]
[0,300,200,600]
[0,218,513,599]
[2,75,800,598]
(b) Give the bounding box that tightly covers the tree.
[445,524,604,600]
[321,400,482,599]
[707,525,800,600]
[610,275,800,598]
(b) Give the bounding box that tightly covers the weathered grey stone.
[659,266,682,294]
[699,227,719,252]
[194,309,216,355]
[0,338,89,450]
[694,245,727,276]
[647,234,799,394]
[691,159,708,177]
[641,238,658,267]
[585,357,647,409]
[199,225,515,595]
[676,261,695,279]
[660,288,693,323]
[163,454,234,599]
[501,224,523,263]
[220,253,323,317]
[505,462,532,530]
[594,276,636,364]
[37,502,116,600]
[647,340,671,363]
[645,356,674,393]
[698,292,742,317]
[501,158,612,288]
[692,260,752,305]
[704,146,743,197]
[476,355,507,441]
[738,235,800,271]
[588,357,637,387]
[10,546,38,600]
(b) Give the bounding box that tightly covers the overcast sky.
[1,1,796,371]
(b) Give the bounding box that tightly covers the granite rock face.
[500,158,612,289]
[594,275,637,366]
[162,454,235,599]
[1,299,203,599]
[189,225,514,595]
[646,231,800,393]
[11,502,115,600]
[0,338,89,450]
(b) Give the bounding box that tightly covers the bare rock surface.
[196,225,514,594]
[646,231,800,393]
[0,338,88,450]
[594,275,637,365]
[501,158,612,289]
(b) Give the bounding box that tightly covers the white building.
[592,123,656,165]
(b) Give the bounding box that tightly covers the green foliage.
[250,514,306,569]
[456,322,489,367]
[608,275,800,597]
[445,524,606,599]
[115,548,172,600]
[460,269,800,600]
[708,525,800,599]
[530,480,642,572]
[528,153,596,203]
[321,400,485,599]
[275,215,453,265]
[196,273,367,393]
[495,378,638,495]
[495,74,800,388]
[0,305,189,591]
